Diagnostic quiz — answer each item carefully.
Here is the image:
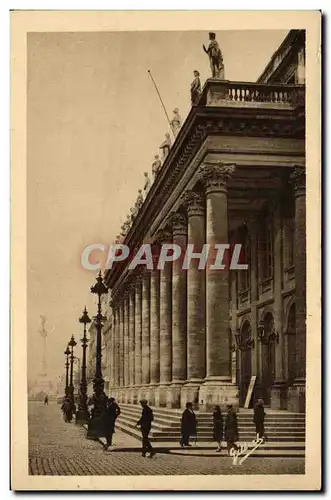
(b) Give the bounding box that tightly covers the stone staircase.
[114,404,305,456]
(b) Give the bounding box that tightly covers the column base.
[155,383,171,407]
[131,387,138,404]
[138,385,151,405]
[199,378,239,412]
[287,378,306,413]
[270,381,288,410]
[168,382,184,408]
[148,384,158,406]
[181,380,203,409]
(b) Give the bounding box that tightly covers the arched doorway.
[261,312,276,405]
[239,321,252,406]
[286,303,296,384]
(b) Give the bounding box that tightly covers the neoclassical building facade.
[103,30,306,412]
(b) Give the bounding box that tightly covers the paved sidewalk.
[28,402,305,476]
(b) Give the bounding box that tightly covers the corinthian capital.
[181,190,204,217]
[170,212,187,236]
[199,161,236,192]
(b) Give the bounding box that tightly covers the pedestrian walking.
[253,398,266,441]
[212,405,223,452]
[136,399,155,458]
[180,402,197,447]
[44,395,48,405]
[224,404,239,455]
[103,397,121,451]
[61,396,74,423]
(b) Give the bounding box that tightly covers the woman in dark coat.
[224,404,239,454]
[253,399,266,440]
[180,402,197,447]
[213,405,223,452]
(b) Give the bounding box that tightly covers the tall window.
[260,214,274,281]
[239,227,251,291]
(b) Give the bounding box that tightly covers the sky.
[27,29,289,388]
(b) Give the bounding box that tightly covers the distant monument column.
[198,162,238,410]
[181,191,206,408]
[170,213,187,408]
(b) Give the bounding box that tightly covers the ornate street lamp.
[75,307,91,425]
[257,320,279,345]
[234,327,255,351]
[68,335,77,402]
[87,271,108,438]
[64,345,70,396]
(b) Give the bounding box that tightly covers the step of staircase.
[116,404,306,447]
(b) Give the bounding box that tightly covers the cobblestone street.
[28,402,304,476]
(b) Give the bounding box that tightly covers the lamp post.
[76,307,91,425]
[68,335,77,402]
[87,271,108,438]
[234,327,255,351]
[64,345,70,396]
[257,320,279,345]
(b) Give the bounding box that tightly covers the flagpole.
[147,70,175,138]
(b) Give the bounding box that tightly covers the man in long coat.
[253,399,266,441]
[103,397,121,451]
[224,404,239,454]
[136,400,155,458]
[180,402,197,447]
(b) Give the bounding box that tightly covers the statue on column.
[143,172,151,199]
[170,108,182,137]
[152,155,162,180]
[159,133,172,160]
[203,32,224,79]
[190,70,201,105]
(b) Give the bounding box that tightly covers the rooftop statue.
[135,189,144,213]
[170,108,182,137]
[159,133,172,160]
[190,70,202,105]
[143,172,151,198]
[152,155,162,180]
[130,206,137,221]
[203,32,224,79]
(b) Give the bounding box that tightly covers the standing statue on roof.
[143,172,151,199]
[170,108,182,137]
[135,189,144,214]
[203,32,224,79]
[152,155,162,180]
[159,133,172,160]
[190,70,201,105]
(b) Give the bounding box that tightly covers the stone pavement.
[28,401,305,476]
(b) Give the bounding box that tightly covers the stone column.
[198,162,238,410]
[123,293,130,402]
[119,300,124,402]
[271,200,287,409]
[149,268,160,405]
[170,213,187,408]
[181,191,206,407]
[288,167,306,413]
[110,307,116,393]
[114,306,121,393]
[128,288,135,403]
[134,278,142,402]
[157,230,173,407]
[141,271,151,401]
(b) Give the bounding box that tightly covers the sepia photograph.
[11,10,321,491]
